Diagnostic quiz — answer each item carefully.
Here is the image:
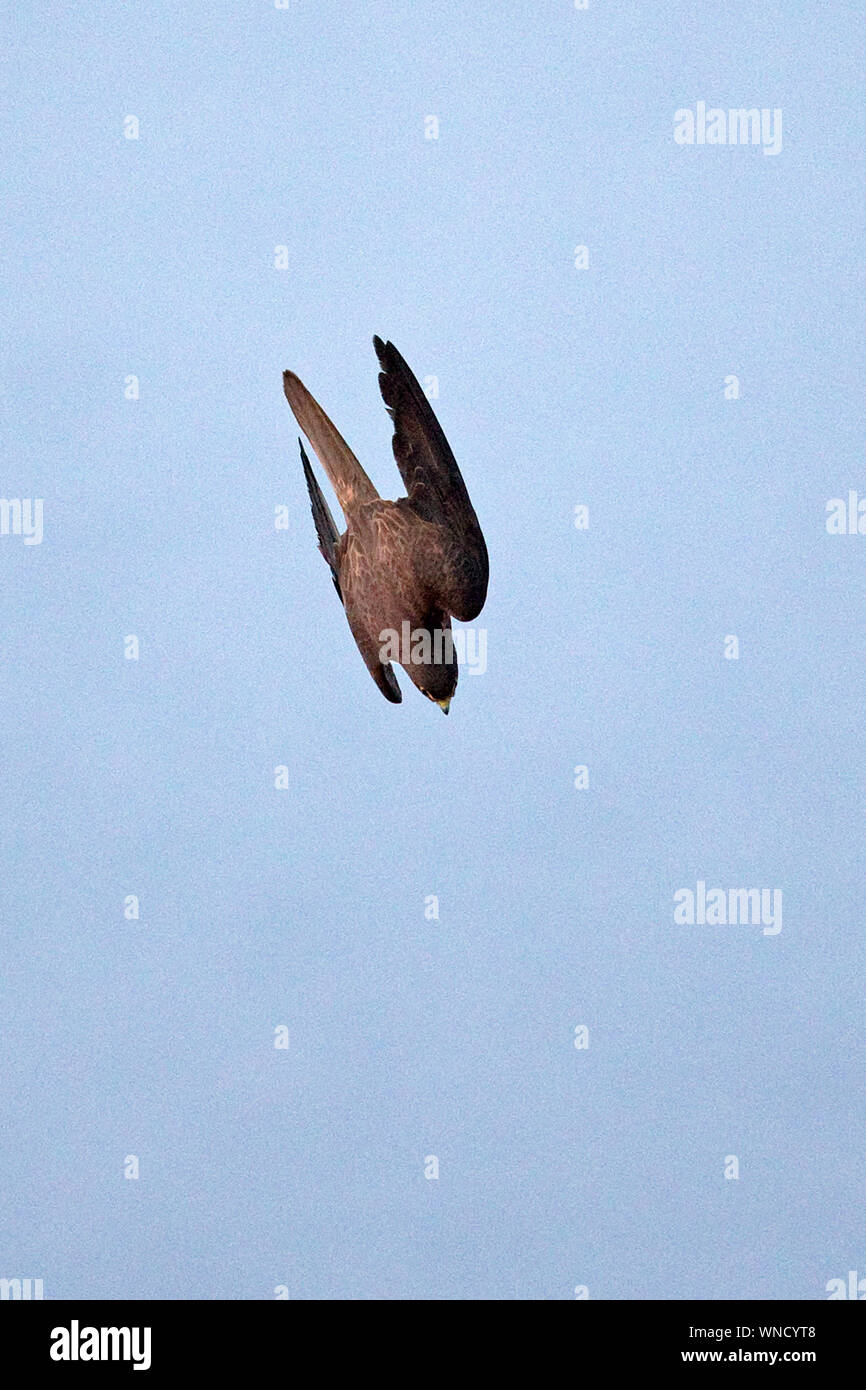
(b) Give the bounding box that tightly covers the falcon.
[283,337,488,712]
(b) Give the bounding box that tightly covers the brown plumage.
[283,337,488,711]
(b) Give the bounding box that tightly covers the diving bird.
[283,337,488,712]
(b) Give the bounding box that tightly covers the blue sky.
[1,1,863,1299]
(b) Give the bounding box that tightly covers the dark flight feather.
[299,438,342,601]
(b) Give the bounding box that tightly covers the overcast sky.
[1,1,863,1299]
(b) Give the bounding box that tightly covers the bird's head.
[406,634,458,714]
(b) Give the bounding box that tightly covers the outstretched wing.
[286,369,400,705]
[298,437,401,703]
[284,369,379,511]
[373,336,488,620]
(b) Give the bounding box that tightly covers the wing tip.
[373,334,397,368]
[297,435,314,475]
[284,370,314,411]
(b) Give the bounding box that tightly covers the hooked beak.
[436,697,451,715]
